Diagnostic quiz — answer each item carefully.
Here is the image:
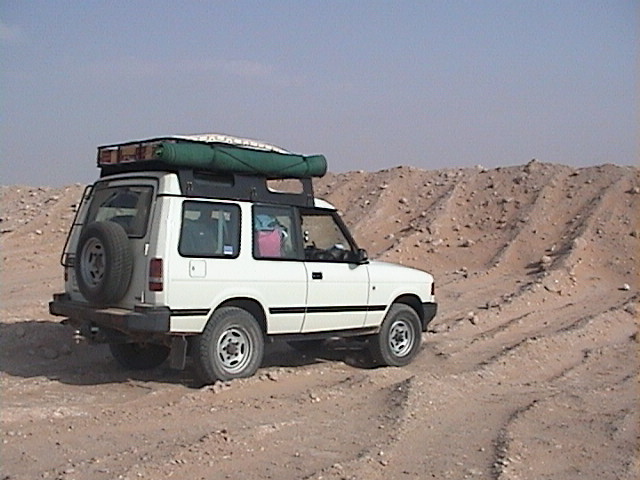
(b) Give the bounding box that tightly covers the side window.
[179,201,240,258]
[301,210,355,262]
[253,205,300,260]
[86,184,153,237]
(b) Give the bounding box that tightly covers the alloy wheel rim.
[80,237,105,287]
[216,327,252,373]
[388,319,414,357]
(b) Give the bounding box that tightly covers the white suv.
[50,134,437,384]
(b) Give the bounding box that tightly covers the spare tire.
[75,221,133,305]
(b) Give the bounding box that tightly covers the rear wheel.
[109,342,170,370]
[193,307,264,384]
[369,304,421,366]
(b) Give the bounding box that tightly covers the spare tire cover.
[75,221,133,305]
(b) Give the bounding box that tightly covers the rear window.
[85,184,153,238]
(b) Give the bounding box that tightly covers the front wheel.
[369,304,421,367]
[193,307,264,384]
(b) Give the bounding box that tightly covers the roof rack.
[97,135,320,206]
[97,134,327,179]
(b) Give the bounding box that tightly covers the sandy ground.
[1,161,638,480]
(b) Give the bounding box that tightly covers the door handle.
[312,271,323,280]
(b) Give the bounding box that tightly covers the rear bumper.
[421,302,438,331]
[49,293,170,333]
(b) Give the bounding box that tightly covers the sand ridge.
[1,161,638,479]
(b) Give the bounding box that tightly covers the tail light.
[149,258,163,292]
[64,255,75,282]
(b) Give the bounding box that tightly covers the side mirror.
[355,248,368,264]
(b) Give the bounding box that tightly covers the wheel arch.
[213,297,268,334]
[392,294,424,326]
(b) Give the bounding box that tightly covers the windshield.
[85,184,154,237]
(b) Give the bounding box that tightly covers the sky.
[1,0,637,186]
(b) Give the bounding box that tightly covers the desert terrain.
[1,160,638,480]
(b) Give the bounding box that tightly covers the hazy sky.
[1,1,637,186]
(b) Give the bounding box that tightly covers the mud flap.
[170,336,188,370]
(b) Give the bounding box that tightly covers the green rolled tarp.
[154,141,327,178]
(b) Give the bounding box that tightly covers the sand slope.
[1,162,638,479]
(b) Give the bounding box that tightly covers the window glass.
[253,206,300,260]
[86,184,153,237]
[301,211,354,262]
[179,201,240,258]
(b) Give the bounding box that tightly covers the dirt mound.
[1,163,638,480]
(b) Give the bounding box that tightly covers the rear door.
[71,178,156,306]
[250,204,308,333]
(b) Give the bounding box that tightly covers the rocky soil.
[1,160,638,479]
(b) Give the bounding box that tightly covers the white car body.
[50,136,437,383]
